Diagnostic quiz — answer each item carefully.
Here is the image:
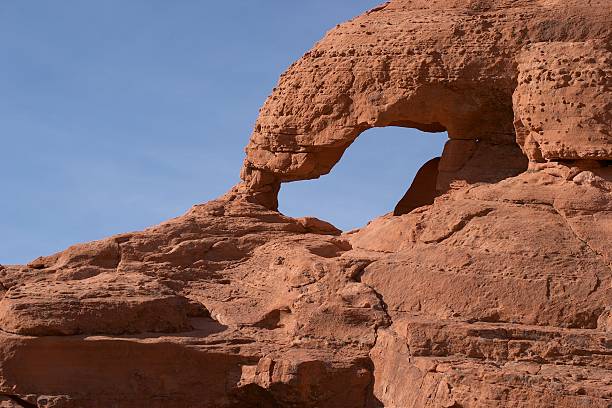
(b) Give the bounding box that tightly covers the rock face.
[1,1,610,407]
[394,157,441,216]
[239,0,611,209]
[513,41,612,161]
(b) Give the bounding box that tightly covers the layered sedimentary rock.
[0,1,610,407]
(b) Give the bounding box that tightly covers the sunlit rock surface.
[1,1,610,407]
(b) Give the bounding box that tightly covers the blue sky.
[0,1,447,264]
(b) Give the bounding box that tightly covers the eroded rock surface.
[1,1,610,407]
[239,0,610,209]
[513,41,612,161]
[394,157,440,215]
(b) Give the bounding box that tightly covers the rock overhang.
[238,0,612,211]
[0,1,610,407]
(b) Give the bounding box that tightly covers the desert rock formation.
[0,1,610,407]
[394,157,441,215]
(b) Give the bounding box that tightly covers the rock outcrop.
[0,1,610,407]
[394,157,441,216]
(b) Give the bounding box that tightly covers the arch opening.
[278,127,449,231]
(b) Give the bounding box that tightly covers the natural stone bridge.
[0,1,610,407]
[237,0,611,211]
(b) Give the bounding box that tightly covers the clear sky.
[0,1,447,264]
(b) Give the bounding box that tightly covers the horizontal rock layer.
[1,0,610,407]
[0,163,610,407]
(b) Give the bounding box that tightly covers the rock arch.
[237,0,611,210]
[278,126,449,226]
[0,1,610,407]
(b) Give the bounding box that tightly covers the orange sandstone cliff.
[0,1,610,407]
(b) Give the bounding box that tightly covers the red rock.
[296,217,343,236]
[514,41,612,161]
[0,1,610,407]
[394,157,440,215]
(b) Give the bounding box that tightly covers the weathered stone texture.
[240,0,611,208]
[0,1,610,407]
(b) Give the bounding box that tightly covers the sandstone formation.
[394,157,441,216]
[1,1,610,407]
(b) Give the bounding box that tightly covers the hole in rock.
[279,127,448,231]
